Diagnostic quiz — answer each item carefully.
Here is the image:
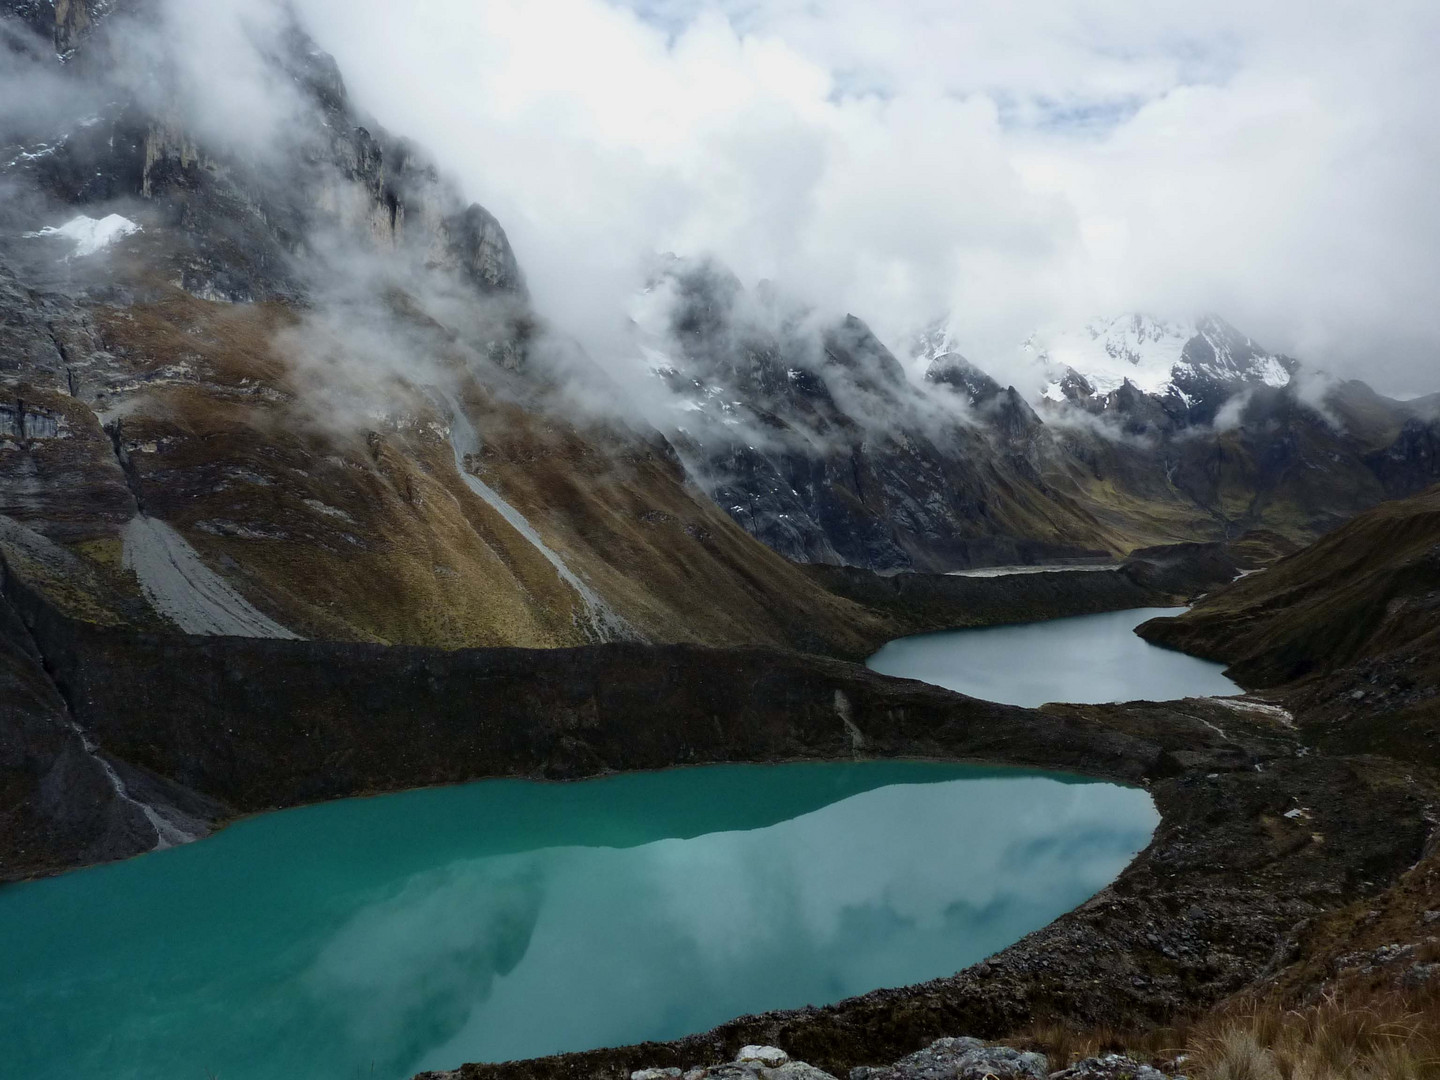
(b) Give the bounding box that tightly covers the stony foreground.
[623,1040,1169,1080]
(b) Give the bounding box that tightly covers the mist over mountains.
[293,0,1440,398]
[3,0,1439,633]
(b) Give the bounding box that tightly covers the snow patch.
[1210,697,1296,728]
[1026,315,1193,397]
[25,213,141,256]
[122,516,300,638]
[1255,356,1293,388]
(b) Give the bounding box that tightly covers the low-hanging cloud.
[285,0,1440,400]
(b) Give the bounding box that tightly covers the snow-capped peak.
[909,318,961,373]
[1026,313,1293,405]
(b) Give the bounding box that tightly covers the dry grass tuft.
[1011,986,1440,1079]
[1188,990,1440,1080]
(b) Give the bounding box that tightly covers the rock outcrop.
[850,1037,1049,1080]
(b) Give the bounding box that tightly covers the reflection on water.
[867,607,1241,706]
[0,762,1157,1080]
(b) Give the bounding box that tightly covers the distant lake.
[0,762,1157,1080]
[868,607,1240,706]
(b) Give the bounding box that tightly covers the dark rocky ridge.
[0,532,222,878]
[1137,485,1440,689]
[0,531,1246,877]
[804,540,1246,638]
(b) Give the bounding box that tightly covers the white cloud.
[290,0,1440,397]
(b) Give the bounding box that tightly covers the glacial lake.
[0,762,1157,1080]
[867,606,1241,706]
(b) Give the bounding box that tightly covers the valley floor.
[4,498,1437,1080]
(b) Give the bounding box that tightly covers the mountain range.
[637,260,1440,572]
[2,0,1438,649]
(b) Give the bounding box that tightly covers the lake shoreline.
[867,607,1240,707]
[1,762,1161,1077]
[417,701,1431,1080]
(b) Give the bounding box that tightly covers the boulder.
[852,1037,1048,1080]
[738,1048,790,1069]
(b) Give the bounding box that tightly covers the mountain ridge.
[636,260,1440,571]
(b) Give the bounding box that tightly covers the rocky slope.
[801,539,1244,638]
[0,0,906,655]
[1138,485,1440,685]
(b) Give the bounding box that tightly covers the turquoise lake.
[0,761,1157,1080]
[867,606,1241,706]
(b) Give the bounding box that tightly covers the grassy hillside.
[1139,485,1440,687]
[1140,483,1440,763]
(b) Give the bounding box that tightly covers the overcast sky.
[292,0,1440,396]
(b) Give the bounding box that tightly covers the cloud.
[22,0,1432,400]
[284,0,1440,399]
